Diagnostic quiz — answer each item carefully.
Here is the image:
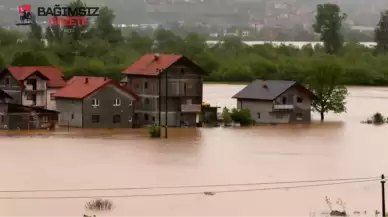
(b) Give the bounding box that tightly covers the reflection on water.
[0,85,388,216]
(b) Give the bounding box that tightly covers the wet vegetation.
[362,112,388,125]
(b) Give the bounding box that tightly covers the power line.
[0,176,378,193]
[0,179,379,200]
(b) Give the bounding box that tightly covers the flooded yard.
[0,85,387,216]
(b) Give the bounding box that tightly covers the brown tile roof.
[6,66,66,88]
[121,53,183,76]
[54,76,138,100]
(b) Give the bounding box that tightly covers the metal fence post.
[382,174,386,217]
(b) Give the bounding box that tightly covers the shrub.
[148,124,161,138]
[372,112,385,124]
[230,108,254,126]
[85,199,114,212]
[221,107,232,125]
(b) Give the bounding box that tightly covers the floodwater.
[1,85,388,216]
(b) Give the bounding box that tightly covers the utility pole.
[164,69,168,138]
[158,69,162,138]
[382,174,386,217]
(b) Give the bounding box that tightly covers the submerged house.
[0,66,66,110]
[0,89,59,130]
[54,76,138,128]
[232,80,316,124]
[121,53,208,127]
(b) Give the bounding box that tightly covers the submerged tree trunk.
[320,111,325,122]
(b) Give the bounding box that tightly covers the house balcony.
[24,86,46,92]
[181,104,202,113]
[273,104,294,110]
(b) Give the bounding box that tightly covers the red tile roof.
[54,76,138,100]
[6,66,66,88]
[122,53,183,76]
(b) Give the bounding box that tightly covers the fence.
[0,112,57,131]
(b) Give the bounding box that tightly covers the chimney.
[154,53,160,61]
[85,78,88,84]
[262,81,268,88]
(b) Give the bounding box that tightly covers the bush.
[230,108,254,126]
[221,107,232,125]
[85,199,114,211]
[148,124,161,138]
[372,112,386,124]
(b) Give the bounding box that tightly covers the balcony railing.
[181,104,201,113]
[273,104,294,110]
[24,85,46,91]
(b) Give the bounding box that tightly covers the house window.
[0,115,4,123]
[297,97,303,103]
[257,112,261,119]
[71,100,75,104]
[296,113,303,120]
[113,115,121,123]
[180,68,185,74]
[128,116,132,122]
[135,82,140,89]
[129,101,133,106]
[50,93,55,100]
[144,81,148,89]
[92,98,99,107]
[145,98,150,105]
[4,77,10,85]
[186,99,192,104]
[27,79,35,85]
[144,114,149,121]
[113,98,121,106]
[282,97,286,104]
[71,114,74,119]
[152,116,155,122]
[92,115,100,123]
[27,94,36,101]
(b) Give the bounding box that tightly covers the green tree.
[89,6,123,43]
[221,107,232,125]
[375,10,388,54]
[46,21,65,44]
[11,51,51,66]
[65,0,90,41]
[313,3,346,54]
[307,57,348,121]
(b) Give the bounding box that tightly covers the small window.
[296,113,303,120]
[71,100,75,104]
[50,93,55,100]
[145,98,150,105]
[0,115,4,123]
[92,115,100,123]
[27,94,35,100]
[4,78,10,85]
[144,81,148,89]
[297,97,303,103]
[282,97,286,104]
[128,116,132,122]
[71,114,74,119]
[186,99,192,104]
[27,79,35,85]
[180,68,185,74]
[92,98,99,107]
[113,114,121,123]
[152,116,155,122]
[135,82,140,89]
[144,114,149,121]
[129,101,133,106]
[113,98,121,106]
[257,112,261,119]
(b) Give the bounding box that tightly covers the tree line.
[1,1,388,120]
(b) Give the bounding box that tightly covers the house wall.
[0,73,22,104]
[46,88,59,111]
[274,86,312,123]
[125,62,203,127]
[237,99,290,124]
[0,104,8,129]
[56,99,83,127]
[82,84,135,128]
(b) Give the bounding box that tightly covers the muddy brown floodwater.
[0,85,388,216]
